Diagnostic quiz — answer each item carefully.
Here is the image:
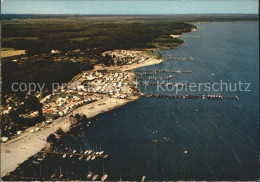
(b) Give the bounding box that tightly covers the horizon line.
[1,13,259,15]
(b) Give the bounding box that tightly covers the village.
[101,50,151,65]
[1,49,146,142]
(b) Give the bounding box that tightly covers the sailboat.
[72,145,76,153]
[88,144,93,154]
[87,168,93,179]
[96,145,100,155]
[80,145,83,154]
[91,146,96,159]
[101,162,108,181]
[51,168,57,179]
[86,155,91,161]
[92,146,95,155]
[58,167,64,179]
[84,142,89,154]
[68,144,72,153]
[79,155,84,160]
[103,155,108,158]
[99,143,104,155]
[92,173,99,181]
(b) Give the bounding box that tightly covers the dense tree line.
[2,21,196,55]
[1,60,94,100]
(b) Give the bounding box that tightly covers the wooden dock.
[138,82,189,87]
[163,56,194,61]
[135,70,192,73]
[141,93,239,100]
[41,151,108,159]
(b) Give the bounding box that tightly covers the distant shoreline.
[1,14,258,21]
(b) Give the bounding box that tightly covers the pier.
[163,56,194,61]
[141,93,239,100]
[40,151,108,159]
[135,70,192,73]
[137,77,173,81]
[135,73,157,76]
[138,82,189,87]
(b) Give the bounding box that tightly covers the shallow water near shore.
[21,22,259,181]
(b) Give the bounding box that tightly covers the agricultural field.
[1,48,26,58]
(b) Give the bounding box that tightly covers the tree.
[46,133,57,145]
[74,114,81,121]
[55,128,65,137]
[80,114,88,121]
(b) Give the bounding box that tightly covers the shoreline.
[1,96,140,177]
[0,54,161,178]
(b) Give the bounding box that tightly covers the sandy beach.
[94,57,163,71]
[1,95,139,177]
[1,56,156,177]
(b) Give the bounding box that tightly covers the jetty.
[141,93,239,100]
[135,73,157,76]
[163,56,194,61]
[138,82,189,87]
[40,151,108,159]
[135,70,192,73]
[137,77,173,81]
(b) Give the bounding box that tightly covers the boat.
[68,145,72,153]
[62,154,67,158]
[95,145,100,155]
[86,155,91,161]
[101,174,108,181]
[87,172,93,179]
[69,154,73,158]
[51,172,56,179]
[103,155,108,158]
[37,158,44,161]
[32,160,40,164]
[91,156,96,160]
[92,174,99,181]
[51,168,57,179]
[72,145,76,153]
[79,155,84,160]
[58,167,64,179]
[80,146,84,154]
[92,146,95,155]
[101,162,108,181]
[99,143,104,155]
